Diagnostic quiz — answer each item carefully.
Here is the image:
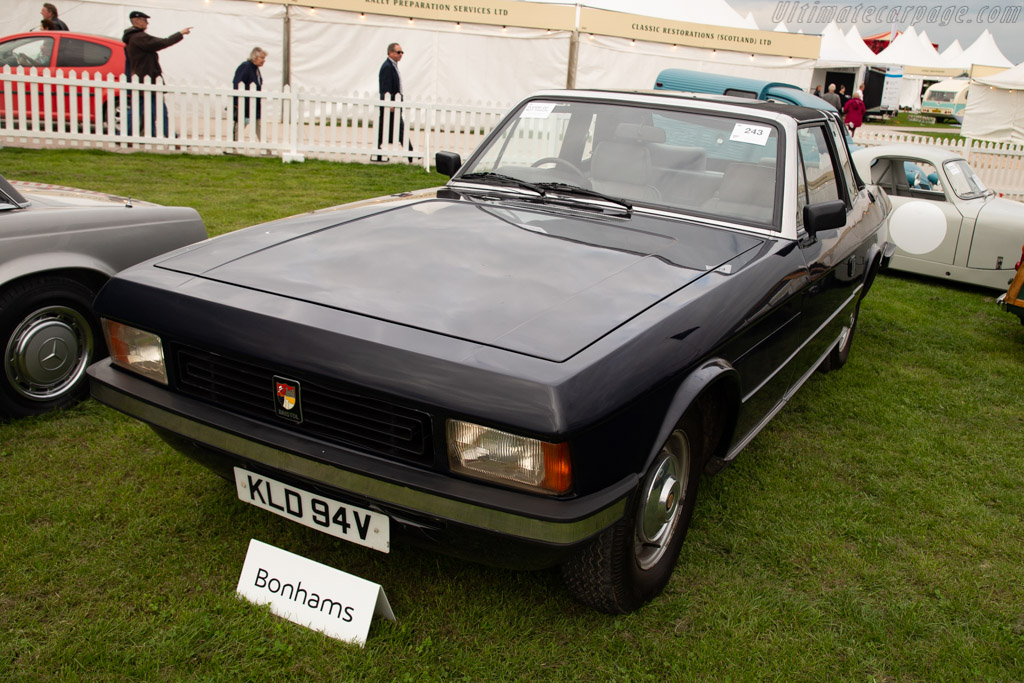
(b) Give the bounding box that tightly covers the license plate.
[234,467,390,553]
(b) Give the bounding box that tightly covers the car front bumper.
[87,359,635,568]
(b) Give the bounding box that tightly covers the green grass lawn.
[1,148,1023,679]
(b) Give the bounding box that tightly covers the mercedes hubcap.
[5,306,93,401]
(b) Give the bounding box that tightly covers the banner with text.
[274,0,577,31]
[578,7,820,59]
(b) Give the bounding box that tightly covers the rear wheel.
[819,301,859,373]
[561,412,702,614]
[0,277,102,419]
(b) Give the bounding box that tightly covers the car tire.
[0,277,103,419]
[561,411,703,614]
[818,301,859,374]
[100,98,122,135]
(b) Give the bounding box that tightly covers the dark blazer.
[122,26,183,80]
[379,58,401,100]
[233,60,263,120]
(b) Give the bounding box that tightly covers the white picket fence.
[0,66,512,168]
[4,66,1024,198]
[854,128,1024,200]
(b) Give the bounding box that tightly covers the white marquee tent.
[961,61,1024,143]
[958,29,1014,69]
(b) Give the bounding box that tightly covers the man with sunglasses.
[374,42,412,162]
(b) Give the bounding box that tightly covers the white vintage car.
[852,144,1024,291]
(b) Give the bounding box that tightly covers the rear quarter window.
[57,38,113,68]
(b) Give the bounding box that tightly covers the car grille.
[173,346,433,465]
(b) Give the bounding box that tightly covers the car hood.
[10,181,159,209]
[973,195,1024,224]
[156,198,764,361]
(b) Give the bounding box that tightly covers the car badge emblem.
[273,376,302,423]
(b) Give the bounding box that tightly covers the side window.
[827,119,858,202]
[898,160,945,200]
[796,147,808,229]
[796,126,840,205]
[0,37,54,68]
[57,38,112,68]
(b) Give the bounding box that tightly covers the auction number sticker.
[234,467,390,553]
[521,102,557,119]
[729,123,773,146]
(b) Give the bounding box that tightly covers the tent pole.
[567,30,579,89]
[283,7,292,88]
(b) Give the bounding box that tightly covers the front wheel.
[0,277,103,419]
[561,412,703,614]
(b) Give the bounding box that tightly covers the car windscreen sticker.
[729,123,772,146]
[947,164,961,175]
[521,102,557,119]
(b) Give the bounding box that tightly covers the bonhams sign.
[579,7,821,59]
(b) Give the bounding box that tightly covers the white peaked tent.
[817,21,877,65]
[874,26,947,69]
[743,12,758,29]
[845,25,884,63]
[959,30,1014,69]
[918,30,938,55]
[961,60,1024,143]
[874,26,946,108]
[774,21,789,32]
[941,40,965,67]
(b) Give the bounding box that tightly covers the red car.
[0,31,125,127]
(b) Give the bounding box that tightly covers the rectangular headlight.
[446,420,571,495]
[102,319,167,385]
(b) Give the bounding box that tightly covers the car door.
[790,122,879,376]
[55,36,118,124]
[867,155,963,265]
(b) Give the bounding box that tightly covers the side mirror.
[803,200,846,236]
[435,152,462,178]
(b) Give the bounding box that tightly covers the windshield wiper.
[457,172,546,196]
[537,182,633,214]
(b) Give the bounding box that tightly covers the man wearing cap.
[123,11,192,137]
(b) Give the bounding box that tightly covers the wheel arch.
[643,358,741,476]
[0,261,111,300]
[861,243,885,298]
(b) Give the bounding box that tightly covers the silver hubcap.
[837,309,857,350]
[635,430,690,570]
[5,305,93,401]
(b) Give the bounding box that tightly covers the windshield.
[458,98,781,227]
[943,158,988,199]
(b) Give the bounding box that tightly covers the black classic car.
[88,90,891,613]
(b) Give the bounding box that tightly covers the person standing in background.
[233,47,266,141]
[844,91,866,136]
[41,4,68,31]
[822,83,842,113]
[374,42,412,162]
[123,10,192,137]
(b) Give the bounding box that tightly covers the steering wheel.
[530,157,587,182]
